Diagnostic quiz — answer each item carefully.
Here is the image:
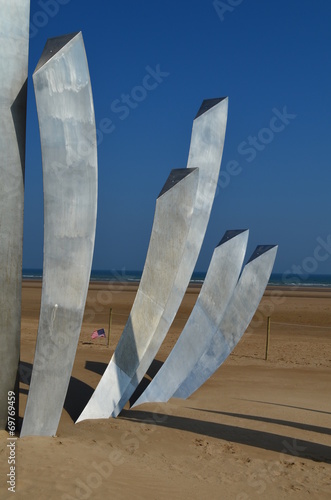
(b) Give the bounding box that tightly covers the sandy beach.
[1,281,330,499]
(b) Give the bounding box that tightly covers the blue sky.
[23,0,331,275]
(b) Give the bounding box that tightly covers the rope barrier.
[272,321,331,330]
[109,312,330,329]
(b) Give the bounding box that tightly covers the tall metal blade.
[174,245,278,399]
[77,168,199,423]
[111,98,229,417]
[132,230,249,407]
[21,32,98,437]
[0,0,30,429]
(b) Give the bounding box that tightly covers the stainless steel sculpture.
[173,245,278,400]
[0,0,30,429]
[132,229,249,407]
[0,0,278,436]
[21,32,98,437]
[77,168,199,422]
[77,98,228,423]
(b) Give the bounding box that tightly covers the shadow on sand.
[120,408,331,464]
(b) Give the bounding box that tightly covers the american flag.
[91,328,106,340]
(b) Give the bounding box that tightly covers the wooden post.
[265,316,271,360]
[107,308,112,347]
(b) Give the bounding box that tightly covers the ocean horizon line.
[21,269,331,287]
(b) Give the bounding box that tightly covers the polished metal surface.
[132,230,249,407]
[173,245,278,399]
[21,32,97,436]
[77,168,199,423]
[77,97,228,423]
[0,0,30,429]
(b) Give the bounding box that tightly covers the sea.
[22,269,331,288]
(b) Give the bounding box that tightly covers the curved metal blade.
[174,245,278,399]
[77,168,199,422]
[0,0,30,429]
[110,98,229,417]
[21,32,98,437]
[132,229,249,408]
